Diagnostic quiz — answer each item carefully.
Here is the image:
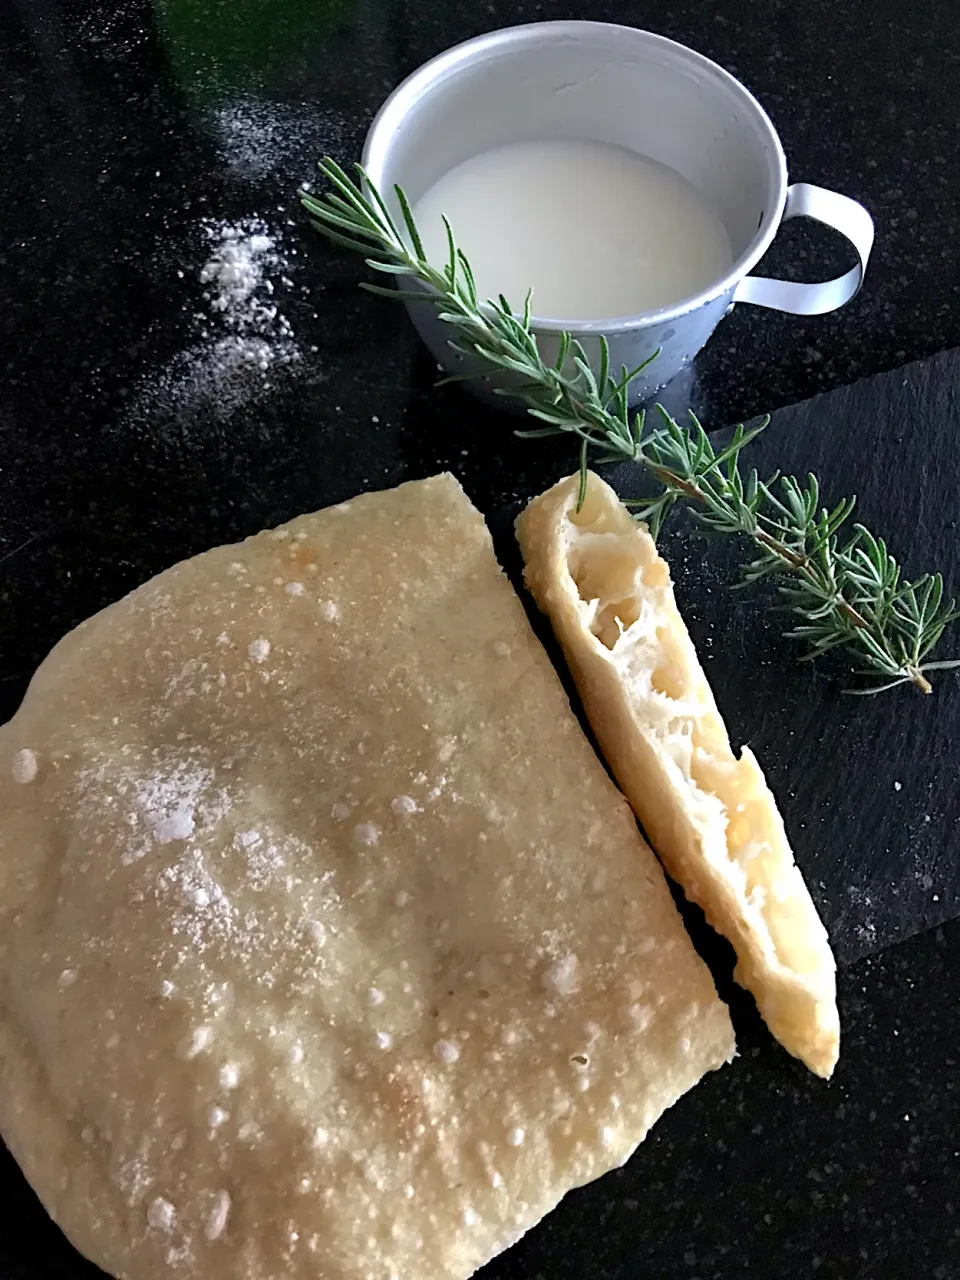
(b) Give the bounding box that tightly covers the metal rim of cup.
[361,20,790,334]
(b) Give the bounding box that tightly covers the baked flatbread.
[0,473,734,1280]
[516,471,839,1079]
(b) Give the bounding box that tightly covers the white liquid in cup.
[412,138,734,323]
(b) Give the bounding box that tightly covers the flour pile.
[125,218,300,428]
[196,217,297,374]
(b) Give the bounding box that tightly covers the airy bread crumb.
[517,470,839,1079]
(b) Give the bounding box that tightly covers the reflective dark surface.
[1,1,959,1277]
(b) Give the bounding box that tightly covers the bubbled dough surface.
[0,473,734,1280]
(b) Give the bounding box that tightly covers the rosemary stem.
[643,463,706,503]
[836,598,873,632]
[754,530,808,571]
[910,668,934,694]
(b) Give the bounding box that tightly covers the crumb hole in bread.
[593,598,641,649]
[568,547,642,649]
[477,988,490,1000]
[650,667,684,701]
[687,750,818,972]
[567,488,627,532]
[569,549,637,607]
[648,627,688,700]
[569,1053,589,1068]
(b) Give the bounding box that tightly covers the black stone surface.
[655,349,960,967]
[1,1,959,1278]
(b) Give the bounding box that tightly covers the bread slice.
[0,473,734,1280]
[516,470,839,1078]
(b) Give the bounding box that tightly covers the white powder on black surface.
[195,216,297,365]
[199,219,290,338]
[124,217,301,429]
[118,91,358,432]
[213,98,357,181]
[75,8,147,58]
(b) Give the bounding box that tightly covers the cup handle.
[733,183,875,315]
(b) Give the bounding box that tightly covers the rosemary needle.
[300,158,960,695]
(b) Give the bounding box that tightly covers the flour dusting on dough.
[146,1197,176,1231]
[11,748,37,784]
[99,764,234,864]
[205,1189,232,1241]
[248,638,271,663]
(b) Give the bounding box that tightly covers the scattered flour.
[304,919,327,945]
[159,849,235,952]
[219,1064,240,1090]
[118,764,230,863]
[75,8,147,59]
[11,748,37,784]
[123,217,300,431]
[125,334,296,428]
[248,637,272,663]
[135,766,212,846]
[182,1026,213,1060]
[205,1189,232,1241]
[207,1106,229,1130]
[213,98,357,181]
[147,1197,177,1232]
[542,954,579,997]
[199,220,290,341]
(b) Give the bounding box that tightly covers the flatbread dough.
[516,472,839,1078]
[0,474,734,1280]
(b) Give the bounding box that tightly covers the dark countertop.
[1,1,959,1278]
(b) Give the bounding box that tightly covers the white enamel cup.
[362,21,874,405]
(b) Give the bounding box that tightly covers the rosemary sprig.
[300,159,960,695]
[622,413,960,694]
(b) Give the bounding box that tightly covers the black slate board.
[652,346,960,964]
